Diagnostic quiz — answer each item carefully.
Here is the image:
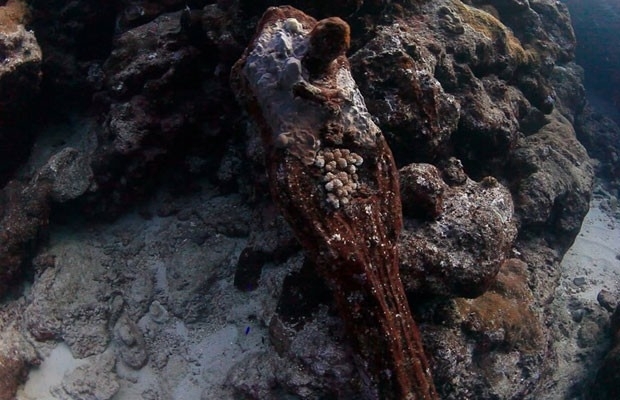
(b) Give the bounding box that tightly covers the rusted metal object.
[231,6,437,399]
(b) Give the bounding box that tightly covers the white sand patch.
[537,196,620,399]
[561,199,620,302]
[17,343,88,400]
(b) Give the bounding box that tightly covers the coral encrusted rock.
[0,0,39,120]
[0,326,39,400]
[0,1,41,182]
[399,163,517,299]
[0,180,51,298]
[591,304,620,399]
[232,6,437,399]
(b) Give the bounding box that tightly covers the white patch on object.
[283,18,303,34]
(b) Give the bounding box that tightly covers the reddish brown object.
[232,6,437,399]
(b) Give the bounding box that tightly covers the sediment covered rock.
[419,258,547,399]
[591,304,620,400]
[399,163,517,299]
[0,326,39,400]
[508,110,593,250]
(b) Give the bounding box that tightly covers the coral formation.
[315,148,364,209]
[420,258,547,399]
[0,0,41,183]
[398,163,518,299]
[455,259,545,354]
[0,0,29,33]
[446,0,534,66]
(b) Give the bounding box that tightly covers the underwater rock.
[350,22,460,166]
[234,206,300,292]
[508,111,593,251]
[399,163,448,221]
[37,147,94,203]
[53,350,120,400]
[399,166,517,299]
[0,4,42,183]
[81,9,226,218]
[0,180,51,298]
[591,304,620,400]
[24,243,112,358]
[0,326,39,400]
[114,314,148,370]
[575,105,620,195]
[0,4,41,120]
[419,258,547,399]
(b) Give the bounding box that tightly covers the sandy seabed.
[10,187,620,400]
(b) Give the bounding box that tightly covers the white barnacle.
[283,18,303,34]
[324,150,335,162]
[333,149,343,159]
[325,180,335,191]
[324,172,336,182]
[331,233,343,241]
[336,157,348,169]
[340,197,350,205]
[314,155,325,168]
[347,164,357,174]
[332,178,344,189]
[327,193,340,209]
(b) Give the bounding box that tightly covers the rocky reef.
[0,0,613,399]
[592,303,620,399]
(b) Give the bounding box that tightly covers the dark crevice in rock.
[275,259,333,329]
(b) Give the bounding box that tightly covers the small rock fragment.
[598,289,618,312]
[573,276,587,287]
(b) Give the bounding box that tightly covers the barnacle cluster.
[314,148,363,209]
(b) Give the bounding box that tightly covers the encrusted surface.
[232,6,437,399]
[399,163,518,299]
